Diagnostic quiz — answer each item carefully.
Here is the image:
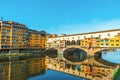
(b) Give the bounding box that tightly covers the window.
[106,43,108,46]
[97,44,99,46]
[102,70,105,72]
[116,40,119,42]
[111,44,114,46]
[99,34,101,37]
[101,40,104,42]
[105,38,109,42]
[116,44,119,46]
[108,34,110,36]
[91,35,93,38]
[84,36,86,38]
[110,40,114,42]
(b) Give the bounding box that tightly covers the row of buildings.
[46,29,120,49]
[0,20,57,53]
[1,20,120,53]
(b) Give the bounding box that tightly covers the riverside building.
[0,20,48,54]
[28,29,47,49]
[46,29,120,48]
[0,20,27,53]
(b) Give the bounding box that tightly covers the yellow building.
[0,20,27,51]
[28,30,47,49]
[94,37,100,47]
[109,35,120,48]
[80,39,86,47]
[50,34,57,38]
[41,37,47,48]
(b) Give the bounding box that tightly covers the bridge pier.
[57,48,66,59]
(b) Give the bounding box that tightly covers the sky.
[0,0,120,35]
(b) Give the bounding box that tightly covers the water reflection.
[102,49,120,64]
[46,56,117,80]
[0,57,46,80]
[63,48,87,62]
[0,51,120,80]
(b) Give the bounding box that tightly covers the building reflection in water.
[46,56,116,80]
[0,53,119,80]
[0,56,46,80]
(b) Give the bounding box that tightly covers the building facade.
[28,29,47,49]
[0,20,48,53]
[46,29,120,49]
[0,20,27,53]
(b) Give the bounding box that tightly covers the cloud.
[55,19,120,35]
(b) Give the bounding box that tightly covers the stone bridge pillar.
[57,48,66,59]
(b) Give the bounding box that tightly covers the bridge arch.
[63,48,87,62]
[94,48,110,60]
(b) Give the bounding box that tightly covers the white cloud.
[55,19,120,35]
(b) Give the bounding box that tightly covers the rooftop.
[58,28,120,37]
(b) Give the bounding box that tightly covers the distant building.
[47,34,57,38]
[27,29,47,49]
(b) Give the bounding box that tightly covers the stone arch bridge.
[46,45,110,57]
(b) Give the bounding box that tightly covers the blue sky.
[0,0,120,35]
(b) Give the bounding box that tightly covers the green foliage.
[114,68,120,80]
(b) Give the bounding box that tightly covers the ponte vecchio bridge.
[46,29,120,57]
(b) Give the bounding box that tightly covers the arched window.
[66,41,70,45]
[77,40,80,45]
[71,40,76,45]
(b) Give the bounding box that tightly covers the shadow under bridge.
[44,48,57,58]
[63,48,87,62]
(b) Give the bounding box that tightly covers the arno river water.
[0,50,120,80]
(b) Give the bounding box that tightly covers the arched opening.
[66,40,70,45]
[45,48,57,58]
[77,40,80,45]
[71,40,76,45]
[63,48,87,62]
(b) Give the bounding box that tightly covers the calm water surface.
[0,56,85,80]
[28,70,83,80]
[102,49,120,64]
[1,50,119,80]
